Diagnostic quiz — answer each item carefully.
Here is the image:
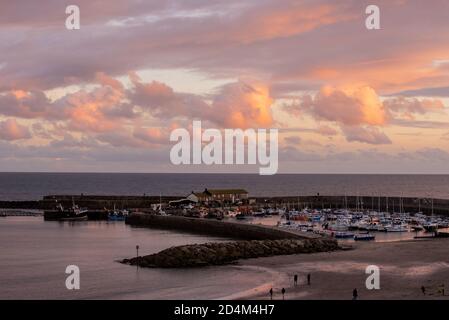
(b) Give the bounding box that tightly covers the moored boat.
[334,231,355,239]
[423,223,438,232]
[108,208,129,221]
[58,204,88,221]
[354,233,375,241]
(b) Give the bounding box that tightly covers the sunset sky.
[1,0,449,173]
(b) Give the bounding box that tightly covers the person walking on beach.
[352,288,358,300]
[307,273,311,285]
[281,288,286,300]
[269,288,273,300]
[294,274,298,286]
[421,286,426,295]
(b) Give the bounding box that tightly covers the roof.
[194,188,248,196]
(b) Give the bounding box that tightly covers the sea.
[1,173,449,200]
[1,173,449,299]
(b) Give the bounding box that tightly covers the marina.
[3,188,448,243]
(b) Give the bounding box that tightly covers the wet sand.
[238,239,449,300]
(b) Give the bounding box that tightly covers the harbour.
[2,190,449,242]
[1,173,449,299]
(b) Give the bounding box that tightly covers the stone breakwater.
[121,238,340,268]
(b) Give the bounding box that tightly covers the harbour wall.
[39,195,179,210]
[2,194,449,215]
[125,213,318,240]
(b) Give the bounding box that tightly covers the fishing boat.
[57,202,88,221]
[354,234,375,241]
[108,206,129,221]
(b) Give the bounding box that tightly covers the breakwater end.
[125,213,319,240]
[121,238,340,268]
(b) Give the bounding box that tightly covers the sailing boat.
[158,193,166,215]
[423,198,438,232]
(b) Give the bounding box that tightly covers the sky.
[1,0,449,173]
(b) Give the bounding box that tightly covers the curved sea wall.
[122,239,340,268]
[125,213,319,240]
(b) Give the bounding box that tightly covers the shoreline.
[235,238,449,300]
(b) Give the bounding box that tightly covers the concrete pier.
[125,213,319,240]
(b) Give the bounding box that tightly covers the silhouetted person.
[269,288,273,300]
[294,274,298,286]
[307,273,311,285]
[421,286,426,295]
[281,288,286,300]
[352,288,358,300]
[441,284,445,296]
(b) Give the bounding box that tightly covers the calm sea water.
[1,173,449,200]
[0,217,272,299]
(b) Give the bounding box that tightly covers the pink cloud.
[0,119,31,140]
[316,125,338,136]
[0,90,54,119]
[384,97,445,119]
[342,126,392,145]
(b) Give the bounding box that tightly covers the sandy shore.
[237,239,449,300]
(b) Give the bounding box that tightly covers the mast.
[378,195,380,213]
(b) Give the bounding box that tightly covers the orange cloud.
[307,46,449,95]
[301,85,387,126]
[130,74,274,129]
[213,82,274,128]
[234,3,353,43]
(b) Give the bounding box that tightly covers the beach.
[238,239,449,300]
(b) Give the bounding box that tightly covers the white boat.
[327,223,349,231]
[354,233,375,241]
[385,224,408,232]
